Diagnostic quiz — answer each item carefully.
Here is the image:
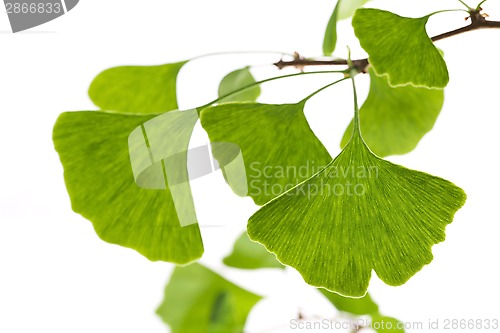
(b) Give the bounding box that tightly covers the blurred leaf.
[218,67,261,103]
[323,0,370,55]
[371,314,406,333]
[341,69,444,156]
[157,263,261,333]
[248,118,466,297]
[353,9,448,88]
[200,102,332,205]
[320,289,406,332]
[323,1,341,56]
[53,111,203,263]
[88,61,187,114]
[223,232,284,269]
[319,289,379,315]
[338,0,370,20]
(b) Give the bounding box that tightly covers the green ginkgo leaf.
[248,113,466,296]
[323,0,370,55]
[340,69,444,156]
[53,111,203,263]
[218,67,261,103]
[319,289,379,315]
[200,102,332,205]
[353,8,449,88]
[157,263,261,333]
[223,232,284,269]
[88,61,187,114]
[323,1,341,56]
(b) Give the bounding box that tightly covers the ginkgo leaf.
[340,69,444,156]
[319,289,379,315]
[248,122,466,297]
[157,263,261,333]
[371,314,405,333]
[323,1,341,56]
[200,102,332,205]
[323,0,370,55]
[353,8,449,88]
[223,232,284,269]
[53,111,203,263]
[218,67,261,103]
[88,61,187,114]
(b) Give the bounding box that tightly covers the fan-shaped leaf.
[341,69,444,156]
[248,122,466,296]
[157,263,261,333]
[218,67,261,103]
[200,102,332,205]
[353,9,448,88]
[53,111,203,263]
[88,61,187,114]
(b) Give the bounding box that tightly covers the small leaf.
[200,102,332,205]
[248,125,466,297]
[353,9,449,88]
[323,1,341,56]
[218,67,261,103]
[341,69,444,156]
[371,314,406,333]
[223,232,284,269]
[53,111,203,263]
[88,61,187,114]
[157,263,261,333]
[323,0,370,55]
[319,289,379,315]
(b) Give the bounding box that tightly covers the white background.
[1,0,500,332]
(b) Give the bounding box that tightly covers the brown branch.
[274,9,500,72]
[432,9,500,41]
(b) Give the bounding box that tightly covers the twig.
[274,9,500,72]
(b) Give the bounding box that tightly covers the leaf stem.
[476,0,488,10]
[428,8,470,16]
[457,0,474,11]
[350,76,360,135]
[300,77,350,103]
[190,50,295,62]
[199,70,346,110]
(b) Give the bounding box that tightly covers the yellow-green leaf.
[223,232,284,269]
[53,111,203,263]
[200,102,332,205]
[353,9,448,88]
[248,119,465,296]
[88,61,187,114]
[340,69,444,156]
[218,67,261,103]
[157,263,261,333]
